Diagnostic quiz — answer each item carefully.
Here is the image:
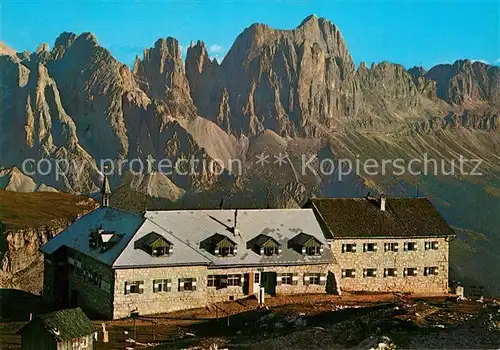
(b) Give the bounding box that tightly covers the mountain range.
[0,15,499,294]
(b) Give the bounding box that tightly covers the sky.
[0,0,499,69]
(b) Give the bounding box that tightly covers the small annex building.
[17,307,94,350]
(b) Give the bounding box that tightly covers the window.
[152,246,170,257]
[207,275,217,287]
[281,273,293,285]
[254,273,260,284]
[425,241,439,250]
[207,275,227,289]
[384,243,398,252]
[304,273,326,285]
[153,279,171,293]
[263,246,280,256]
[384,268,397,277]
[308,273,320,285]
[363,268,377,278]
[227,274,242,286]
[404,242,417,251]
[306,246,322,256]
[342,244,356,253]
[179,278,197,291]
[125,281,144,295]
[342,269,356,278]
[424,266,439,276]
[219,246,235,257]
[363,243,377,252]
[404,268,417,277]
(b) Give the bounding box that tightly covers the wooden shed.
[17,307,94,350]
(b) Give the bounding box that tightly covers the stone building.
[17,307,94,350]
[41,182,337,319]
[305,196,455,294]
[41,180,454,319]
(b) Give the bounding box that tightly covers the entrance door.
[261,272,277,296]
[253,272,261,294]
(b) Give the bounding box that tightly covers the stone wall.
[331,237,449,293]
[113,263,337,319]
[67,250,115,319]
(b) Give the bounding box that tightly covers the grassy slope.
[0,189,98,230]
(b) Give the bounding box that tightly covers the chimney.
[380,195,386,211]
[233,209,239,236]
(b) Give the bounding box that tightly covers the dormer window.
[247,234,281,256]
[88,226,121,252]
[134,232,173,257]
[201,233,238,257]
[288,233,324,256]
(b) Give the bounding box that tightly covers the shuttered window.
[179,278,197,291]
[153,279,171,293]
[124,281,144,295]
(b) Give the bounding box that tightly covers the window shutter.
[168,246,174,255]
[363,243,367,252]
[292,273,298,285]
[403,268,407,277]
[394,269,398,277]
[301,247,306,255]
[394,243,399,252]
[341,244,345,253]
[383,269,387,277]
[435,241,439,249]
[319,246,324,254]
[352,244,357,252]
[303,273,310,285]
[260,247,264,255]
[372,269,377,277]
[424,267,428,276]
[341,270,346,278]
[276,273,282,285]
[352,270,356,277]
[166,279,171,292]
[384,243,387,252]
[124,282,129,295]
[153,281,158,293]
[404,242,408,251]
[373,244,378,252]
[192,278,197,291]
[319,273,327,285]
[138,281,144,294]
[234,246,238,255]
[424,242,429,250]
[363,269,366,278]
[179,278,184,291]
[435,267,439,275]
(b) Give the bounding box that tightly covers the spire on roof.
[101,174,111,207]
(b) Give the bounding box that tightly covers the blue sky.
[1,0,498,69]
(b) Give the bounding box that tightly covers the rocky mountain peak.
[426,59,500,107]
[134,37,196,117]
[53,32,78,49]
[0,40,17,57]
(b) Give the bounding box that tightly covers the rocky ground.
[3,293,497,349]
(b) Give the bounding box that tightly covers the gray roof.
[41,207,144,265]
[131,209,334,268]
[113,218,211,268]
[42,208,334,268]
